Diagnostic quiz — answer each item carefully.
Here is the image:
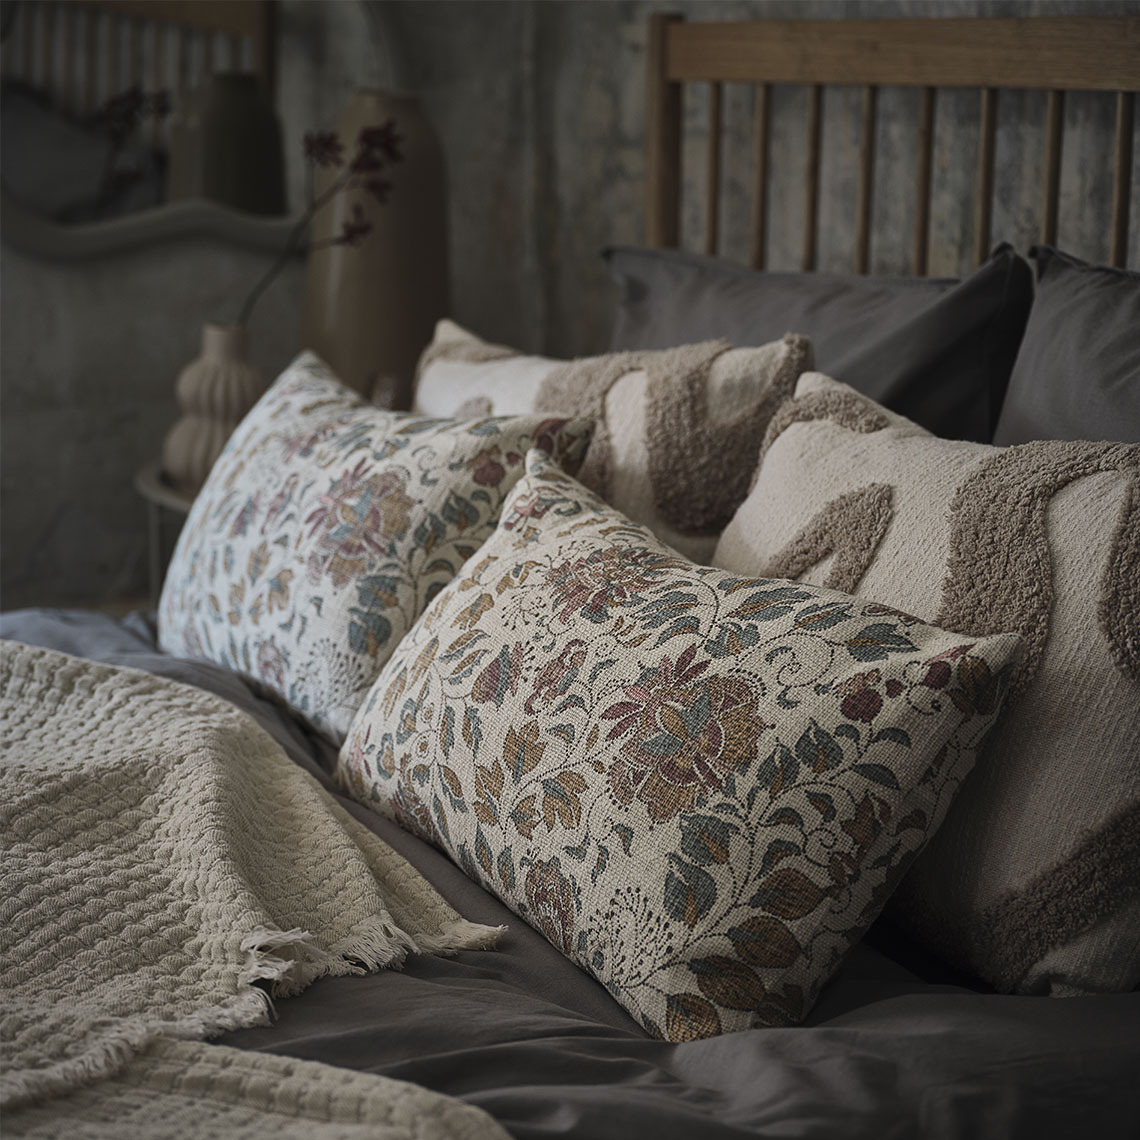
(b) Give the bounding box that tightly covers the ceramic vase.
[168,73,285,216]
[161,323,265,496]
[301,90,449,406]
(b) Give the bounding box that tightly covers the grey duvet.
[5,607,1138,1140]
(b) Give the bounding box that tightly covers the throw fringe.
[417,918,507,955]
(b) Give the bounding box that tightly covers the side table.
[133,462,193,605]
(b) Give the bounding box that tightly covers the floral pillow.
[337,451,1023,1041]
[158,354,592,741]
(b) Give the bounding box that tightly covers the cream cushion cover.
[414,319,812,563]
[715,372,1140,996]
[158,352,591,742]
[338,450,1022,1041]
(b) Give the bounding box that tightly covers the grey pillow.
[992,247,1140,445]
[604,245,1033,443]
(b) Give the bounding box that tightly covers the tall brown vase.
[301,91,449,406]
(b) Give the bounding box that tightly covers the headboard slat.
[913,86,935,275]
[855,84,877,274]
[665,18,1140,93]
[40,1,55,90]
[646,12,683,249]
[705,81,722,257]
[802,84,822,272]
[973,87,997,267]
[749,83,770,270]
[1040,90,1064,248]
[1112,91,1135,269]
[82,7,97,112]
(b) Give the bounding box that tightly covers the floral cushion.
[337,451,1023,1041]
[158,354,592,741]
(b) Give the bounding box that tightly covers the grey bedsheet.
[5,608,1139,1140]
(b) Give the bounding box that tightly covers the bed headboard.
[646,14,1140,273]
[1,0,276,124]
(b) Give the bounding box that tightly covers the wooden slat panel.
[749,82,771,269]
[1111,91,1134,267]
[74,1,265,39]
[84,6,99,112]
[107,13,121,95]
[1041,90,1064,246]
[177,24,190,98]
[21,2,36,81]
[705,81,722,256]
[914,87,935,275]
[646,12,683,248]
[974,87,997,267]
[127,14,141,84]
[802,84,823,271]
[229,32,243,70]
[202,28,214,77]
[855,84,877,273]
[151,22,166,143]
[666,18,1140,92]
[40,1,56,89]
[60,2,77,112]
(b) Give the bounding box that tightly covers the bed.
[4,10,1139,1140]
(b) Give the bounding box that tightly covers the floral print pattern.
[337,452,1023,1041]
[158,354,591,741]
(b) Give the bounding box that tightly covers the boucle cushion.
[715,372,1140,995]
[158,353,591,742]
[337,450,1022,1041]
[413,319,811,562]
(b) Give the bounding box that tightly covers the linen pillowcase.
[414,319,812,562]
[715,372,1140,996]
[158,352,591,742]
[992,247,1140,445]
[337,450,1022,1041]
[604,243,1034,443]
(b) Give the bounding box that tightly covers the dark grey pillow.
[992,247,1140,445]
[604,245,1033,443]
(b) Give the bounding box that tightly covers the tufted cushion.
[716,372,1140,995]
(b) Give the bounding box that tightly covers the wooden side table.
[133,462,193,605]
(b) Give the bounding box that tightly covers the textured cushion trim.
[937,441,1140,698]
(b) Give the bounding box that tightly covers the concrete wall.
[2,0,1136,608]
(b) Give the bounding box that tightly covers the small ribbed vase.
[301,90,449,406]
[161,323,265,496]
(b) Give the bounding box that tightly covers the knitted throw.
[0,641,507,1140]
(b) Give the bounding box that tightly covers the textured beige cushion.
[414,319,812,563]
[715,372,1140,995]
[338,450,1022,1041]
[159,352,590,742]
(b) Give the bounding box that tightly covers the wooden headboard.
[1,0,276,125]
[646,14,1140,273]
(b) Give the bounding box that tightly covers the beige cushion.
[338,449,1022,1041]
[414,319,812,563]
[715,372,1140,995]
[158,352,591,742]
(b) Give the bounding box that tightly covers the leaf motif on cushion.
[750,867,827,920]
[688,956,768,1010]
[665,993,723,1042]
[664,855,716,928]
[727,915,802,968]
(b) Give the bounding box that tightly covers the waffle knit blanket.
[0,640,507,1140]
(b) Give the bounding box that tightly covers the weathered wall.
[2,0,1136,607]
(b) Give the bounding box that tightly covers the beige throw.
[0,640,507,1140]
